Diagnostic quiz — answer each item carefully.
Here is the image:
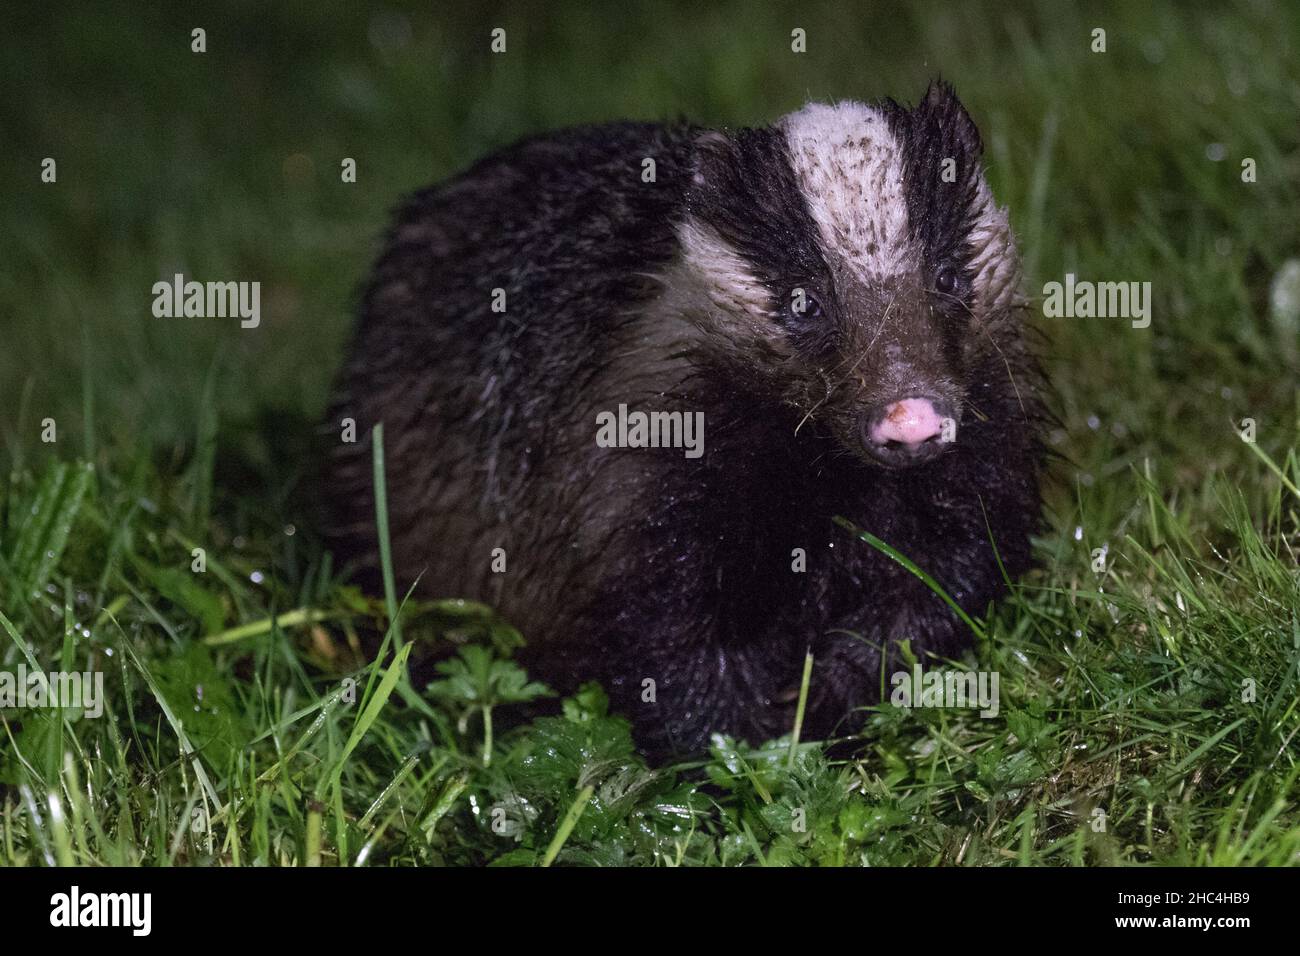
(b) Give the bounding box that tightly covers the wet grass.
[1,0,1298,865]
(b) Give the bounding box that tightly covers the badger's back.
[326,121,698,620]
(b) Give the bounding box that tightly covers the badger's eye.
[787,288,824,322]
[935,268,959,295]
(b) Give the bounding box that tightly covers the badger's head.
[677,82,1026,469]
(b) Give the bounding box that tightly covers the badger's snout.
[863,397,955,467]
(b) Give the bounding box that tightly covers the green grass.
[1,0,1298,865]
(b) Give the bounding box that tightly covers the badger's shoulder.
[337,122,705,487]
[370,120,699,295]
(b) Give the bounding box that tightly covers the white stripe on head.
[780,101,915,286]
[967,177,1021,316]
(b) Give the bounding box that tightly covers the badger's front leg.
[587,595,796,757]
[806,588,978,739]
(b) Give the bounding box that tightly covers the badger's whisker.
[794,293,895,435]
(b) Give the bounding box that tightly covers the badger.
[325,82,1046,758]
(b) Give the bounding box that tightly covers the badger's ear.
[916,80,983,162]
[685,128,749,224]
[689,129,738,190]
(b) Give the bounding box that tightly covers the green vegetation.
[1,1,1297,865]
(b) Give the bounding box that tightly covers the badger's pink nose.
[869,398,946,447]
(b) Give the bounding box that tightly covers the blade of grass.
[787,648,813,768]
[371,422,403,650]
[316,642,412,801]
[540,784,594,867]
[834,516,986,639]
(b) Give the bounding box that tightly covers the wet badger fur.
[326,82,1045,758]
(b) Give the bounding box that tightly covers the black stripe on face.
[685,126,831,311]
[882,82,985,296]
